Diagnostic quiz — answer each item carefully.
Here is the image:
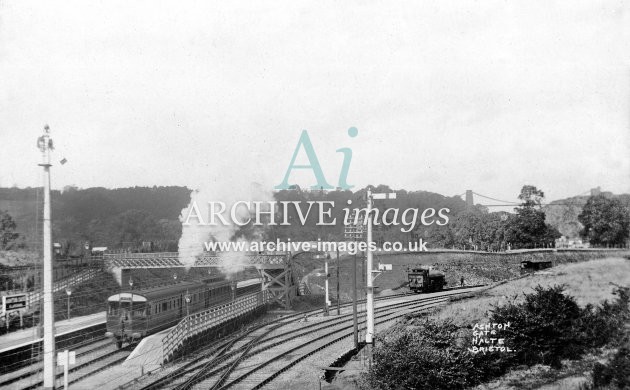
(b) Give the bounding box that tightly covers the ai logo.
[275,127,358,190]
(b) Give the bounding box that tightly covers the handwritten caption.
[467,322,515,354]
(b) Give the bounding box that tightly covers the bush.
[364,319,482,390]
[592,337,630,389]
[363,286,630,389]
[490,285,587,368]
[579,287,630,349]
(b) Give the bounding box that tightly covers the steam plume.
[177,177,273,277]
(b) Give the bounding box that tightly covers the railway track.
[1,339,133,390]
[133,291,418,390]
[208,295,453,390]
[2,286,483,389]
[134,291,425,390]
[137,288,479,390]
[0,335,115,388]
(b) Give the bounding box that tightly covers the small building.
[520,259,553,274]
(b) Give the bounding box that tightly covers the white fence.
[162,290,268,361]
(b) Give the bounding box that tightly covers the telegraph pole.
[38,125,56,389]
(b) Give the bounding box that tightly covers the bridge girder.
[103,252,287,269]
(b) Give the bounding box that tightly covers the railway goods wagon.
[106,278,262,348]
[408,267,446,293]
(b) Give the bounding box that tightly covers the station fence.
[162,290,269,361]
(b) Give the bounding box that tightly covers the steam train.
[408,267,446,293]
[105,277,262,348]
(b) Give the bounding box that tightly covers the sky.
[1,0,629,205]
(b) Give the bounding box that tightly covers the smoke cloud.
[177,174,273,277]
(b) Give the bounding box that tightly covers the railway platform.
[0,311,106,354]
[123,328,171,371]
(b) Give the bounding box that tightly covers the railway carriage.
[106,278,261,348]
[407,267,446,293]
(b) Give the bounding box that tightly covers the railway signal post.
[344,211,364,349]
[37,125,56,389]
[365,190,396,348]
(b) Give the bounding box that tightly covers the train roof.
[237,278,261,288]
[108,281,221,302]
[408,268,444,276]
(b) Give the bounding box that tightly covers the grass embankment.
[433,257,630,326]
[373,250,630,290]
[351,257,630,390]
[299,250,630,304]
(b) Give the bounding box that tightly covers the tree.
[578,195,630,247]
[111,209,161,247]
[518,185,545,208]
[0,210,20,249]
[504,186,560,249]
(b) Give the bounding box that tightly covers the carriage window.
[108,302,119,315]
[162,302,167,311]
[132,304,146,317]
